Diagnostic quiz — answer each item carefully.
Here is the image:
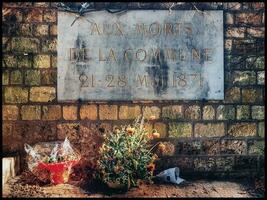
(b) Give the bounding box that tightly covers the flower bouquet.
[24,138,81,184]
[97,116,161,190]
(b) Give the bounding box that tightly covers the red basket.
[37,159,80,184]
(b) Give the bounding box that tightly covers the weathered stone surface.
[226,27,245,38]
[162,105,183,119]
[63,106,77,120]
[51,55,57,68]
[25,70,41,85]
[34,55,50,68]
[21,105,41,120]
[143,106,161,119]
[257,71,265,85]
[216,157,234,171]
[11,37,39,53]
[80,105,97,120]
[99,105,117,120]
[169,123,192,137]
[24,8,42,22]
[5,87,28,103]
[41,70,57,85]
[3,55,16,68]
[258,122,265,138]
[224,39,232,51]
[43,10,57,22]
[176,141,202,155]
[2,8,23,22]
[194,157,216,171]
[247,27,265,38]
[119,105,141,119]
[202,105,215,120]
[34,24,49,36]
[2,105,19,120]
[58,11,224,101]
[143,123,153,134]
[228,123,256,137]
[2,70,9,85]
[42,105,61,120]
[202,140,220,155]
[242,88,262,103]
[19,24,32,36]
[185,105,201,120]
[224,87,240,103]
[50,25,57,36]
[220,140,247,154]
[224,2,241,10]
[251,106,264,120]
[247,140,265,155]
[235,13,262,25]
[216,105,235,120]
[154,122,167,138]
[17,55,32,68]
[42,38,57,52]
[225,13,234,24]
[236,105,250,120]
[30,87,55,102]
[10,70,22,85]
[232,71,256,85]
[194,123,225,137]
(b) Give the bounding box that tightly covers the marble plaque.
[57,10,224,100]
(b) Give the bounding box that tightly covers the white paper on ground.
[156,167,185,185]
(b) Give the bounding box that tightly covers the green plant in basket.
[97,116,159,190]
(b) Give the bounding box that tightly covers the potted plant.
[96,116,161,191]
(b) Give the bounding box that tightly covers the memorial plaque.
[58,10,224,100]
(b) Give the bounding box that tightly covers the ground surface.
[3,171,265,198]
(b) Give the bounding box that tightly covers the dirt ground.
[2,171,265,198]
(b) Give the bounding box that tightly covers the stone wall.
[2,2,265,178]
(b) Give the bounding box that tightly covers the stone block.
[194,157,216,171]
[252,106,264,120]
[5,87,28,103]
[63,106,77,120]
[25,70,41,85]
[226,27,245,38]
[236,105,250,120]
[242,88,263,103]
[30,86,55,102]
[202,105,215,120]
[43,10,57,22]
[2,105,19,120]
[24,8,42,22]
[169,123,192,137]
[184,105,200,120]
[99,105,117,120]
[34,55,50,68]
[21,105,41,120]
[220,140,247,154]
[224,87,241,103]
[257,71,265,85]
[42,38,57,53]
[11,37,39,53]
[41,70,57,85]
[2,70,9,85]
[228,123,256,137]
[142,106,161,119]
[216,105,235,120]
[42,105,61,120]
[194,123,225,137]
[119,105,141,119]
[162,105,183,119]
[80,105,98,120]
[10,70,22,85]
[34,24,49,36]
